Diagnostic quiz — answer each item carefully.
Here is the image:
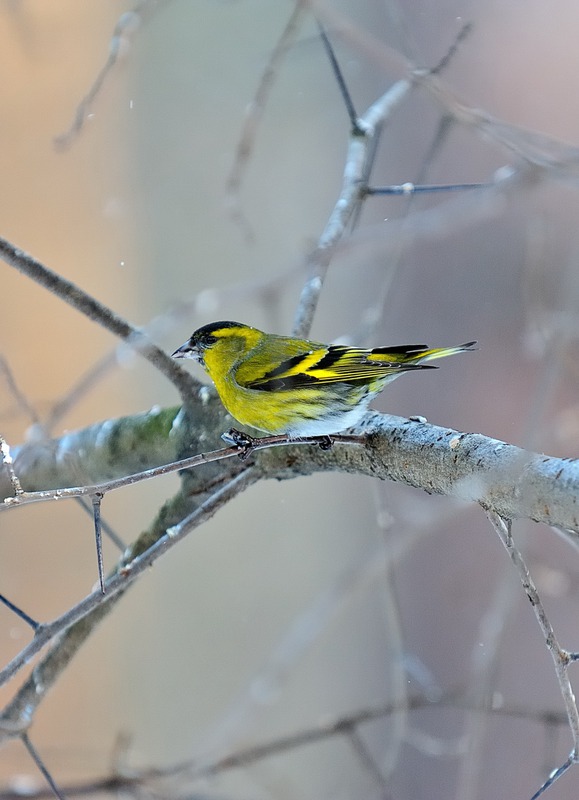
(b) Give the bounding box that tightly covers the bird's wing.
[242,344,430,391]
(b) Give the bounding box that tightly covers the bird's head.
[172,321,260,370]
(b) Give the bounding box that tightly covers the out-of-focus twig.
[54,0,169,150]
[225,1,306,241]
[488,512,579,799]
[292,20,471,337]
[0,236,197,401]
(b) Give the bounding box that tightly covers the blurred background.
[1,1,579,798]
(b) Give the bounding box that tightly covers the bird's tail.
[369,341,477,366]
[414,341,477,364]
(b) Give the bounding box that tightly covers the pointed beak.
[172,341,197,360]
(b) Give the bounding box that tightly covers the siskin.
[172,321,475,438]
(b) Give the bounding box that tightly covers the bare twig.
[197,546,394,761]
[0,594,39,631]
[54,0,168,150]
[456,555,522,799]
[529,756,574,800]
[75,497,125,551]
[431,22,472,75]
[317,21,360,131]
[368,181,490,195]
[91,493,105,594]
[20,734,66,800]
[291,19,471,337]
[488,513,579,797]
[352,112,458,344]
[225,1,306,240]
[346,727,388,792]
[0,693,571,800]
[0,237,197,401]
[291,77,411,338]
[413,70,579,180]
[43,350,119,435]
[0,469,257,715]
[0,357,40,426]
[1,431,363,510]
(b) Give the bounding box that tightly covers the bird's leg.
[221,428,258,460]
[222,428,336,460]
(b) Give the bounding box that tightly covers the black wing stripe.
[257,353,313,382]
[251,373,320,392]
[311,346,350,372]
[371,344,428,356]
[254,344,431,387]
[251,364,437,392]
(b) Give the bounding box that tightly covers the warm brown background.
[1,2,579,798]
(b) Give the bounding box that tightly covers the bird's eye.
[201,334,218,346]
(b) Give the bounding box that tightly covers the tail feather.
[418,340,477,364]
[369,340,477,365]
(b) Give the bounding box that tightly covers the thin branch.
[308,0,412,79]
[413,69,579,181]
[43,350,119,435]
[456,555,522,799]
[0,594,39,631]
[529,755,574,800]
[225,1,305,240]
[328,163,531,271]
[0,693,571,800]
[346,728,388,793]
[1,432,363,510]
[291,17,470,337]
[91,493,105,594]
[0,237,197,401]
[20,734,66,800]
[75,497,125,551]
[431,22,472,75]
[367,181,490,195]
[292,77,411,337]
[488,513,579,748]
[487,513,579,796]
[54,0,168,150]
[0,357,40,426]
[0,470,257,721]
[317,21,360,132]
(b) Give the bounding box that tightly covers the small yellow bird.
[172,321,475,437]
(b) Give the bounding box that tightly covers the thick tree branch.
[2,404,578,534]
[259,413,579,533]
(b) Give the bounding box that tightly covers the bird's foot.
[221,428,258,460]
[222,428,336,459]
